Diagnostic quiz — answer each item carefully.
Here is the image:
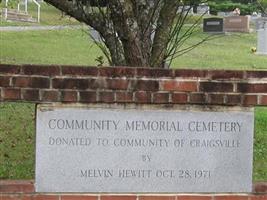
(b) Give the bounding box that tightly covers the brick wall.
[0,64,267,106]
[0,64,267,199]
[0,181,267,200]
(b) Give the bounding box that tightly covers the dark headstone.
[203,18,223,33]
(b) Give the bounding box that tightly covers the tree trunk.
[150,0,179,68]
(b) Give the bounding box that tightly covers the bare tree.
[44,0,209,68]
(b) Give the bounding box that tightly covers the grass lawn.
[1,28,267,69]
[0,29,103,66]
[172,32,267,70]
[0,27,266,181]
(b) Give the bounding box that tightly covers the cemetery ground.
[0,4,266,182]
[1,29,267,69]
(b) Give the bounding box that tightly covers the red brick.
[80,91,97,103]
[161,81,197,92]
[61,91,78,102]
[99,67,136,77]
[209,94,225,104]
[260,95,267,105]
[21,195,32,200]
[22,89,40,101]
[101,195,137,200]
[208,70,244,80]
[62,66,98,76]
[199,82,233,92]
[3,88,21,100]
[32,195,59,200]
[177,196,211,200]
[153,92,169,103]
[13,77,50,88]
[136,68,173,77]
[1,194,22,200]
[88,78,102,89]
[106,79,129,90]
[246,71,267,79]
[139,196,175,200]
[250,195,267,200]
[116,92,133,103]
[190,93,207,104]
[0,64,20,74]
[41,90,60,102]
[0,76,10,87]
[135,91,152,103]
[174,69,208,78]
[99,92,114,103]
[253,182,267,193]
[0,180,34,193]
[226,95,242,105]
[172,93,188,103]
[243,95,258,106]
[132,80,159,91]
[61,195,97,200]
[214,196,248,200]
[22,65,60,76]
[237,83,267,93]
[53,78,89,90]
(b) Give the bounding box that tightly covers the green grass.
[254,107,267,181]
[1,28,267,69]
[0,2,81,26]
[0,29,105,66]
[0,103,35,179]
[172,31,267,70]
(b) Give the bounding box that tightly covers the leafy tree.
[257,0,267,15]
[43,0,210,68]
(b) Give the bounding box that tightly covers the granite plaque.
[36,104,254,193]
[224,16,250,33]
[203,18,224,33]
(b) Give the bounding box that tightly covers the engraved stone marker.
[203,18,224,33]
[224,16,250,33]
[36,104,254,193]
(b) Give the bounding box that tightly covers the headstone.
[256,28,267,55]
[218,12,234,17]
[256,17,267,30]
[251,12,261,23]
[36,104,254,193]
[224,16,251,33]
[203,18,224,33]
[217,12,226,17]
[177,6,194,15]
[197,4,210,15]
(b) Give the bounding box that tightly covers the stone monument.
[203,18,224,33]
[224,16,251,33]
[35,104,254,193]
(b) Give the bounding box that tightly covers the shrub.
[209,1,258,15]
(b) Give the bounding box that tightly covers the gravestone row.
[203,16,251,33]
[204,16,267,33]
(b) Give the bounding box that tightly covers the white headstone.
[177,6,194,15]
[197,5,210,15]
[257,28,267,55]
